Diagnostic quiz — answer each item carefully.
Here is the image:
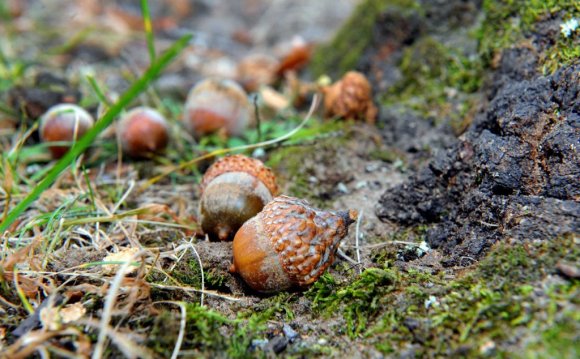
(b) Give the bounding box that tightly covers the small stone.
[317,338,328,345]
[252,147,266,159]
[265,336,288,354]
[479,340,496,356]
[556,261,580,279]
[283,323,299,342]
[355,181,367,190]
[365,163,380,172]
[424,295,439,309]
[251,339,268,350]
[336,182,349,194]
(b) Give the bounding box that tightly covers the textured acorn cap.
[200,154,279,196]
[322,71,377,124]
[232,195,357,292]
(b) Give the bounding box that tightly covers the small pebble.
[308,176,319,184]
[252,147,266,159]
[355,180,367,190]
[317,338,328,345]
[283,323,299,342]
[265,336,288,354]
[556,261,580,279]
[368,180,382,190]
[336,182,349,194]
[251,338,268,350]
[365,163,380,172]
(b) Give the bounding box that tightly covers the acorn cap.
[322,71,377,124]
[200,154,279,196]
[262,196,355,286]
[232,195,356,291]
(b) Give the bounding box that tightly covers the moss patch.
[478,0,580,73]
[302,235,579,356]
[381,36,483,127]
[310,0,421,78]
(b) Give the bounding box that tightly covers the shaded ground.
[1,0,579,358]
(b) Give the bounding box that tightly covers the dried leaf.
[102,247,140,275]
[260,86,290,110]
[60,302,86,323]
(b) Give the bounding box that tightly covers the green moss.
[479,0,580,73]
[301,235,578,356]
[373,236,578,356]
[306,268,398,338]
[369,148,403,163]
[381,36,483,124]
[266,119,350,206]
[148,297,296,358]
[311,0,420,78]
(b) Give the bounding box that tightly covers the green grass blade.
[0,34,191,233]
[141,0,156,62]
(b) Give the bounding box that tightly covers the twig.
[355,209,364,274]
[253,94,262,143]
[336,248,358,266]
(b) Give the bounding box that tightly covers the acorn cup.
[199,154,279,241]
[230,195,357,293]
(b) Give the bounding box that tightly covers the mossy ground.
[1,0,578,357]
[143,234,578,357]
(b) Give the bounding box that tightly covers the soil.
[1,0,579,358]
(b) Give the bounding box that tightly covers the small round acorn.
[183,78,251,137]
[39,103,94,159]
[117,107,169,157]
[230,195,357,293]
[199,154,278,241]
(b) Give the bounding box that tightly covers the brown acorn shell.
[232,195,357,292]
[200,154,279,196]
[184,78,251,137]
[117,107,169,157]
[40,104,94,159]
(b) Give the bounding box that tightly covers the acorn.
[117,107,169,157]
[231,195,357,293]
[183,78,252,137]
[236,53,279,92]
[322,71,378,124]
[39,103,94,159]
[199,154,279,241]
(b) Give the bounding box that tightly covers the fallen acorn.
[183,78,252,138]
[117,106,169,158]
[322,71,377,124]
[199,154,279,241]
[230,195,357,293]
[39,103,94,159]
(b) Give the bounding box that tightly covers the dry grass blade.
[91,249,150,359]
[2,328,84,359]
[153,301,187,359]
